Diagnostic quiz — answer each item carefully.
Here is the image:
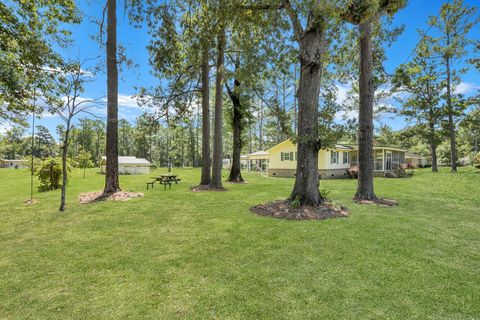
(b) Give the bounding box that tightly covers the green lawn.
[0,167,479,319]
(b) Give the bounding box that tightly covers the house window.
[330,151,339,164]
[281,152,294,161]
[343,152,349,164]
[375,149,383,170]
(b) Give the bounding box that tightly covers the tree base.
[79,191,143,204]
[225,178,246,184]
[251,200,349,221]
[24,199,37,205]
[190,185,228,192]
[354,197,398,206]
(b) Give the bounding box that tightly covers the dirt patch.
[190,185,228,192]
[225,180,247,184]
[250,200,349,221]
[355,198,398,206]
[24,199,38,205]
[79,190,144,204]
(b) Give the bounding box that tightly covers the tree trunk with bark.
[354,21,377,201]
[444,29,457,172]
[226,79,244,182]
[289,27,326,206]
[103,0,120,195]
[431,144,438,172]
[200,44,211,185]
[429,120,438,172]
[210,27,226,189]
[59,124,70,211]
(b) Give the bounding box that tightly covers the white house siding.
[100,165,151,175]
[99,156,152,175]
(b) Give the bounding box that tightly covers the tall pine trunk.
[289,28,326,206]
[103,0,120,194]
[210,27,226,189]
[445,55,457,172]
[226,79,244,182]
[200,44,211,185]
[431,144,438,172]
[355,21,377,201]
[429,121,438,172]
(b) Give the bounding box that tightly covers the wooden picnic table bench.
[146,174,181,190]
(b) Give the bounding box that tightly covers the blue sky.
[30,0,480,136]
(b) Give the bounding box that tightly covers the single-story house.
[405,152,429,168]
[242,150,269,172]
[266,139,407,179]
[100,156,152,175]
[0,159,28,169]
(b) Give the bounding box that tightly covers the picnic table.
[146,174,181,190]
[159,173,180,183]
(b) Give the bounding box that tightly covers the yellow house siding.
[268,139,351,171]
[268,139,297,170]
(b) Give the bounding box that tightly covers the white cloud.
[454,82,480,95]
[117,94,141,109]
[335,83,351,105]
[0,123,12,134]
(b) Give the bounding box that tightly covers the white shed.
[0,159,28,169]
[100,156,152,175]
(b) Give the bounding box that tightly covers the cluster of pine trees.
[0,0,478,211]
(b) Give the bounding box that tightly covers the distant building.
[0,159,28,169]
[266,139,407,179]
[405,153,429,168]
[99,156,152,175]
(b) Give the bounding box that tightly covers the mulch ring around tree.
[78,191,144,204]
[190,185,228,192]
[24,199,38,205]
[250,200,349,221]
[355,198,399,206]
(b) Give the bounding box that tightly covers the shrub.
[473,152,480,169]
[392,163,406,178]
[320,187,331,200]
[35,158,71,191]
[403,163,416,176]
[290,195,301,209]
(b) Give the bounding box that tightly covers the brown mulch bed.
[250,200,349,221]
[355,198,399,206]
[225,180,247,184]
[24,199,38,205]
[79,191,144,204]
[190,185,228,192]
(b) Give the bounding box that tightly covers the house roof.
[266,138,409,153]
[100,156,152,165]
[405,152,427,159]
[248,151,269,156]
[0,159,27,162]
[244,150,269,160]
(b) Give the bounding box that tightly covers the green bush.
[35,158,71,191]
[320,187,331,200]
[289,195,301,209]
[473,152,480,169]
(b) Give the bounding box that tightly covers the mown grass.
[0,167,479,319]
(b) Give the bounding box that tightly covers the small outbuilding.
[0,159,28,169]
[100,156,152,175]
[405,153,429,168]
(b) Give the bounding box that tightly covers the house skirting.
[268,168,350,179]
[268,168,393,179]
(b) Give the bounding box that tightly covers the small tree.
[48,60,100,211]
[77,148,94,178]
